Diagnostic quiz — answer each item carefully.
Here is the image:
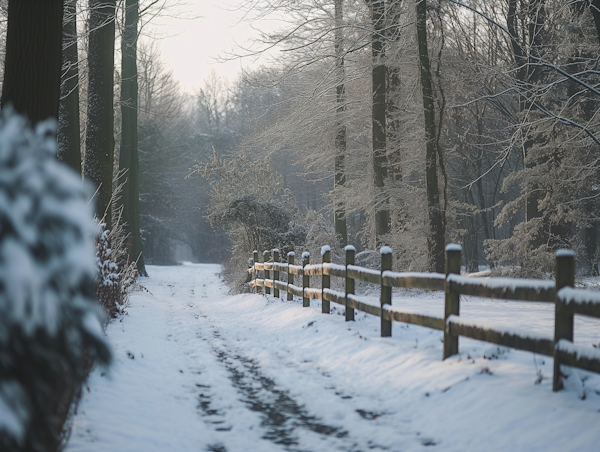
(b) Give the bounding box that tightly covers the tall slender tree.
[85,0,117,225]
[416,0,445,272]
[1,0,63,124]
[57,0,82,173]
[334,0,348,247]
[386,0,403,184]
[367,0,390,243]
[119,0,147,276]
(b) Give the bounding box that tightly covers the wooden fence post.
[380,246,392,337]
[444,244,462,359]
[553,249,575,392]
[322,246,331,314]
[273,249,280,298]
[253,250,258,294]
[345,245,355,321]
[264,250,270,295]
[287,251,294,301]
[302,251,310,307]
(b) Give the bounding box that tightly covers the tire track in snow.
[142,267,414,452]
[65,265,427,452]
[182,271,409,451]
[201,323,391,452]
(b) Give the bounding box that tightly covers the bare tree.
[416,0,445,271]
[58,0,82,173]
[118,0,148,275]
[84,0,117,224]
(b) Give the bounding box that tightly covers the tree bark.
[84,0,117,225]
[1,0,63,125]
[416,0,445,272]
[334,0,348,247]
[119,0,148,276]
[368,0,390,242]
[386,0,403,184]
[57,0,82,174]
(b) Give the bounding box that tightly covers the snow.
[303,264,322,272]
[446,244,462,252]
[556,249,575,258]
[324,262,346,272]
[287,283,303,294]
[83,312,105,341]
[323,288,345,299]
[558,287,600,306]
[556,340,600,362]
[380,246,392,255]
[304,288,321,299]
[321,245,331,255]
[447,274,555,292]
[344,245,356,252]
[301,251,310,259]
[347,264,381,278]
[383,270,446,280]
[287,251,295,257]
[66,264,600,452]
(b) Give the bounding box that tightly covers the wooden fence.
[248,244,600,391]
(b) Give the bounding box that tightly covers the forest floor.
[65,263,600,452]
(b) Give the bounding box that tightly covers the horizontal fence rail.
[248,245,600,392]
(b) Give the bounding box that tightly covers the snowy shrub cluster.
[0,112,111,451]
[215,194,307,254]
[192,151,309,292]
[95,222,137,318]
[95,223,121,316]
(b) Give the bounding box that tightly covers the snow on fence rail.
[247,245,600,392]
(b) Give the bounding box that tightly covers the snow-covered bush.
[0,111,111,451]
[191,150,307,292]
[214,194,307,254]
[95,223,121,316]
[95,221,137,318]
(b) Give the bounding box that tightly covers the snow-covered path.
[66,264,600,452]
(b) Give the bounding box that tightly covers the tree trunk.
[1,0,63,125]
[386,0,403,184]
[386,67,401,182]
[416,0,445,272]
[368,0,390,242]
[119,0,148,276]
[57,0,82,174]
[334,0,348,247]
[586,221,599,276]
[466,188,480,272]
[474,112,493,268]
[84,0,116,226]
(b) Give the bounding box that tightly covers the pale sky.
[142,0,268,93]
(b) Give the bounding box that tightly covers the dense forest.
[196,0,600,290]
[1,0,599,283]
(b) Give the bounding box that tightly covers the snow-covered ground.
[65,263,600,452]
